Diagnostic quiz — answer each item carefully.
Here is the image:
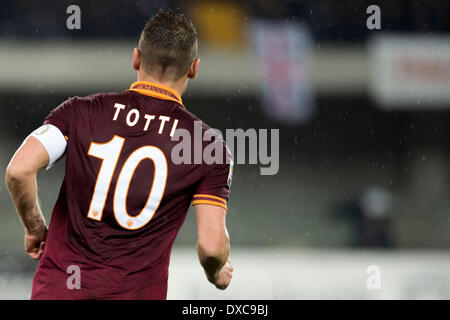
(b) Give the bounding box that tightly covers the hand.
[25,226,47,260]
[209,258,234,290]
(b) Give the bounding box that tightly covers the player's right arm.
[6,98,72,260]
[5,136,49,260]
[195,204,233,290]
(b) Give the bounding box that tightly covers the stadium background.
[0,0,449,299]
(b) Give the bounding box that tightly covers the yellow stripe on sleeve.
[193,194,227,204]
[192,199,227,211]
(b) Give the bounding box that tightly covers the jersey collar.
[127,81,184,107]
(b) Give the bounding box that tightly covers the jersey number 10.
[86,135,167,230]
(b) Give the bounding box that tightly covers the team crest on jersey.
[227,162,234,188]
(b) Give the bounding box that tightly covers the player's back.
[31,81,231,299]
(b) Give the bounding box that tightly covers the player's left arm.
[5,136,50,260]
[193,136,234,289]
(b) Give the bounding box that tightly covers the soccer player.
[5,9,233,299]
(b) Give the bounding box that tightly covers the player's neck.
[137,74,186,97]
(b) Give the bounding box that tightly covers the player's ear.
[132,47,141,71]
[187,58,200,79]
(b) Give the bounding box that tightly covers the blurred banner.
[369,35,450,109]
[189,0,246,48]
[252,20,314,124]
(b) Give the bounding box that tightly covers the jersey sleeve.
[29,124,67,170]
[42,97,76,138]
[193,145,233,211]
[34,97,76,169]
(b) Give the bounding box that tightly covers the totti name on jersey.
[112,102,179,137]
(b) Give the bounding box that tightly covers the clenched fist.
[25,226,47,260]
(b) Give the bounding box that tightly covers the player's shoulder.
[57,91,132,117]
[175,107,232,158]
[172,106,215,132]
[68,91,129,105]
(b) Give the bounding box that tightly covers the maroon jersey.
[31,81,232,300]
